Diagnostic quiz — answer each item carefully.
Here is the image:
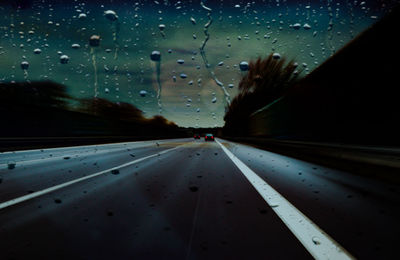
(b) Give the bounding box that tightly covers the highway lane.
[220,139,400,259]
[0,139,188,204]
[0,138,398,259]
[0,138,187,164]
[0,138,310,259]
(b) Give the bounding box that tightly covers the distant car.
[204,133,214,141]
[194,134,201,139]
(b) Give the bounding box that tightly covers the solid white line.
[0,146,180,210]
[215,139,355,260]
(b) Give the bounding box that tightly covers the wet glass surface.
[0,0,396,127]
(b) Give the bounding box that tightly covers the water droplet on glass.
[150,51,161,61]
[150,51,162,112]
[189,186,199,192]
[269,202,279,208]
[60,55,70,64]
[78,13,87,19]
[139,90,147,97]
[303,23,312,30]
[312,236,321,245]
[104,10,118,21]
[239,61,249,71]
[111,169,120,175]
[20,61,29,70]
[89,35,101,47]
[158,24,166,30]
[292,23,301,30]
[272,53,281,59]
[8,162,16,170]
[71,43,81,49]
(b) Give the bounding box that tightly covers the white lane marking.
[0,146,180,210]
[216,139,355,260]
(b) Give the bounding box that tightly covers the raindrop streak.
[20,61,29,80]
[89,35,100,97]
[326,0,335,55]
[150,50,162,113]
[159,24,166,38]
[199,1,230,105]
[104,10,120,60]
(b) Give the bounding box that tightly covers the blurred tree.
[79,98,144,122]
[149,115,178,128]
[224,54,301,136]
[0,81,183,139]
[0,81,73,110]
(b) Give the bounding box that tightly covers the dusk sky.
[0,0,395,127]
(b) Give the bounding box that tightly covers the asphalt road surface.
[1,138,399,259]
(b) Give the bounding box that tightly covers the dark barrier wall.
[249,5,400,145]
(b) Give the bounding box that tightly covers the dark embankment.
[223,5,400,182]
[0,81,188,151]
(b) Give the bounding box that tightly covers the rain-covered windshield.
[1,2,400,260]
[0,0,396,127]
